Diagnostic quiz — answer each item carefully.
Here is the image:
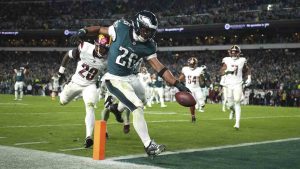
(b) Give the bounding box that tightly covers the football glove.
[57,72,66,85]
[174,80,191,93]
[244,75,251,87]
[69,29,87,46]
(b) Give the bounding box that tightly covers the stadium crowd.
[0,49,299,107]
[0,0,299,30]
[1,32,300,47]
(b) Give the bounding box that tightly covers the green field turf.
[0,94,300,168]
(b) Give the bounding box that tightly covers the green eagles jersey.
[154,76,164,88]
[108,19,157,76]
[15,70,25,82]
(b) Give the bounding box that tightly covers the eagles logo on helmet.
[94,34,112,58]
[188,57,198,69]
[133,10,158,42]
[228,45,241,60]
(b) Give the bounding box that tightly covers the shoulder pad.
[79,42,93,53]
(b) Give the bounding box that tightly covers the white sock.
[132,107,151,147]
[234,103,241,128]
[85,103,95,138]
[20,91,23,99]
[123,109,130,125]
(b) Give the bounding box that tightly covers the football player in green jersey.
[70,10,190,158]
[14,65,29,101]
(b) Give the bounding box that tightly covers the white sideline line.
[0,137,7,139]
[59,147,86,152]
[14,141,49,146]
[0,112,76,115]
[0,124,84,128]
[0,103,29,105]
[1,115,300,128]
[109,137,300,160]
[145,111,177,115]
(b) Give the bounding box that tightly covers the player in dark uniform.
[70,10,190,158]
[14,66,29,100]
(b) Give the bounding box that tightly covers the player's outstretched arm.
[69,26,109,46]
[148,57,190,92]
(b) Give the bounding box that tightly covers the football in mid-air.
[175,91,196,107]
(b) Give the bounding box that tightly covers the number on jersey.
[116,46,138,68]
[78,63,98,80]
[187,75,197,84]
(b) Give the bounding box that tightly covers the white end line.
[59,147,86,151]
[14,141,49,146]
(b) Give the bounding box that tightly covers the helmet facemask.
[228,45,241,60]
[133,10,158,42]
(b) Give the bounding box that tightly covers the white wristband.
[59,66,65,74]
[247,75,251,80]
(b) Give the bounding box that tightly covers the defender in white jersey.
[179,57,206,122]
[57,34,111,148]
[220,45,251,130]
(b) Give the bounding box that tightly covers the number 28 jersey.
[71,42,107,86]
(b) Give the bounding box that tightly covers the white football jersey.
[222,57,247,86]
[138,72,151,87]
[71,42,107,86]
[182,66,205,88]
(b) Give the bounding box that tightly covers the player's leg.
[233,85,243,129]
[222,86,228,112]
[197,88,206,112]
[82,84,98,148]
[158,87,167,107]
[59,82,82,105]
[14,82,18,100]
[105,79,165,156]
[226,87,235,120]
[118,103,130,134]
[153,88,159,104]
[19,82,24,100]
[147,87,154,107]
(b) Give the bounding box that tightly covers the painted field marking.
[14,141,49,146]
[145,111,177,115]
[0,137,7,139]
[0,124,84,128]
[0,112,78,115]
[0,145,164,169]
[110,137,300,160]
[1,115,300,129]
[0,103,29,105]
[59,147,86,152]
